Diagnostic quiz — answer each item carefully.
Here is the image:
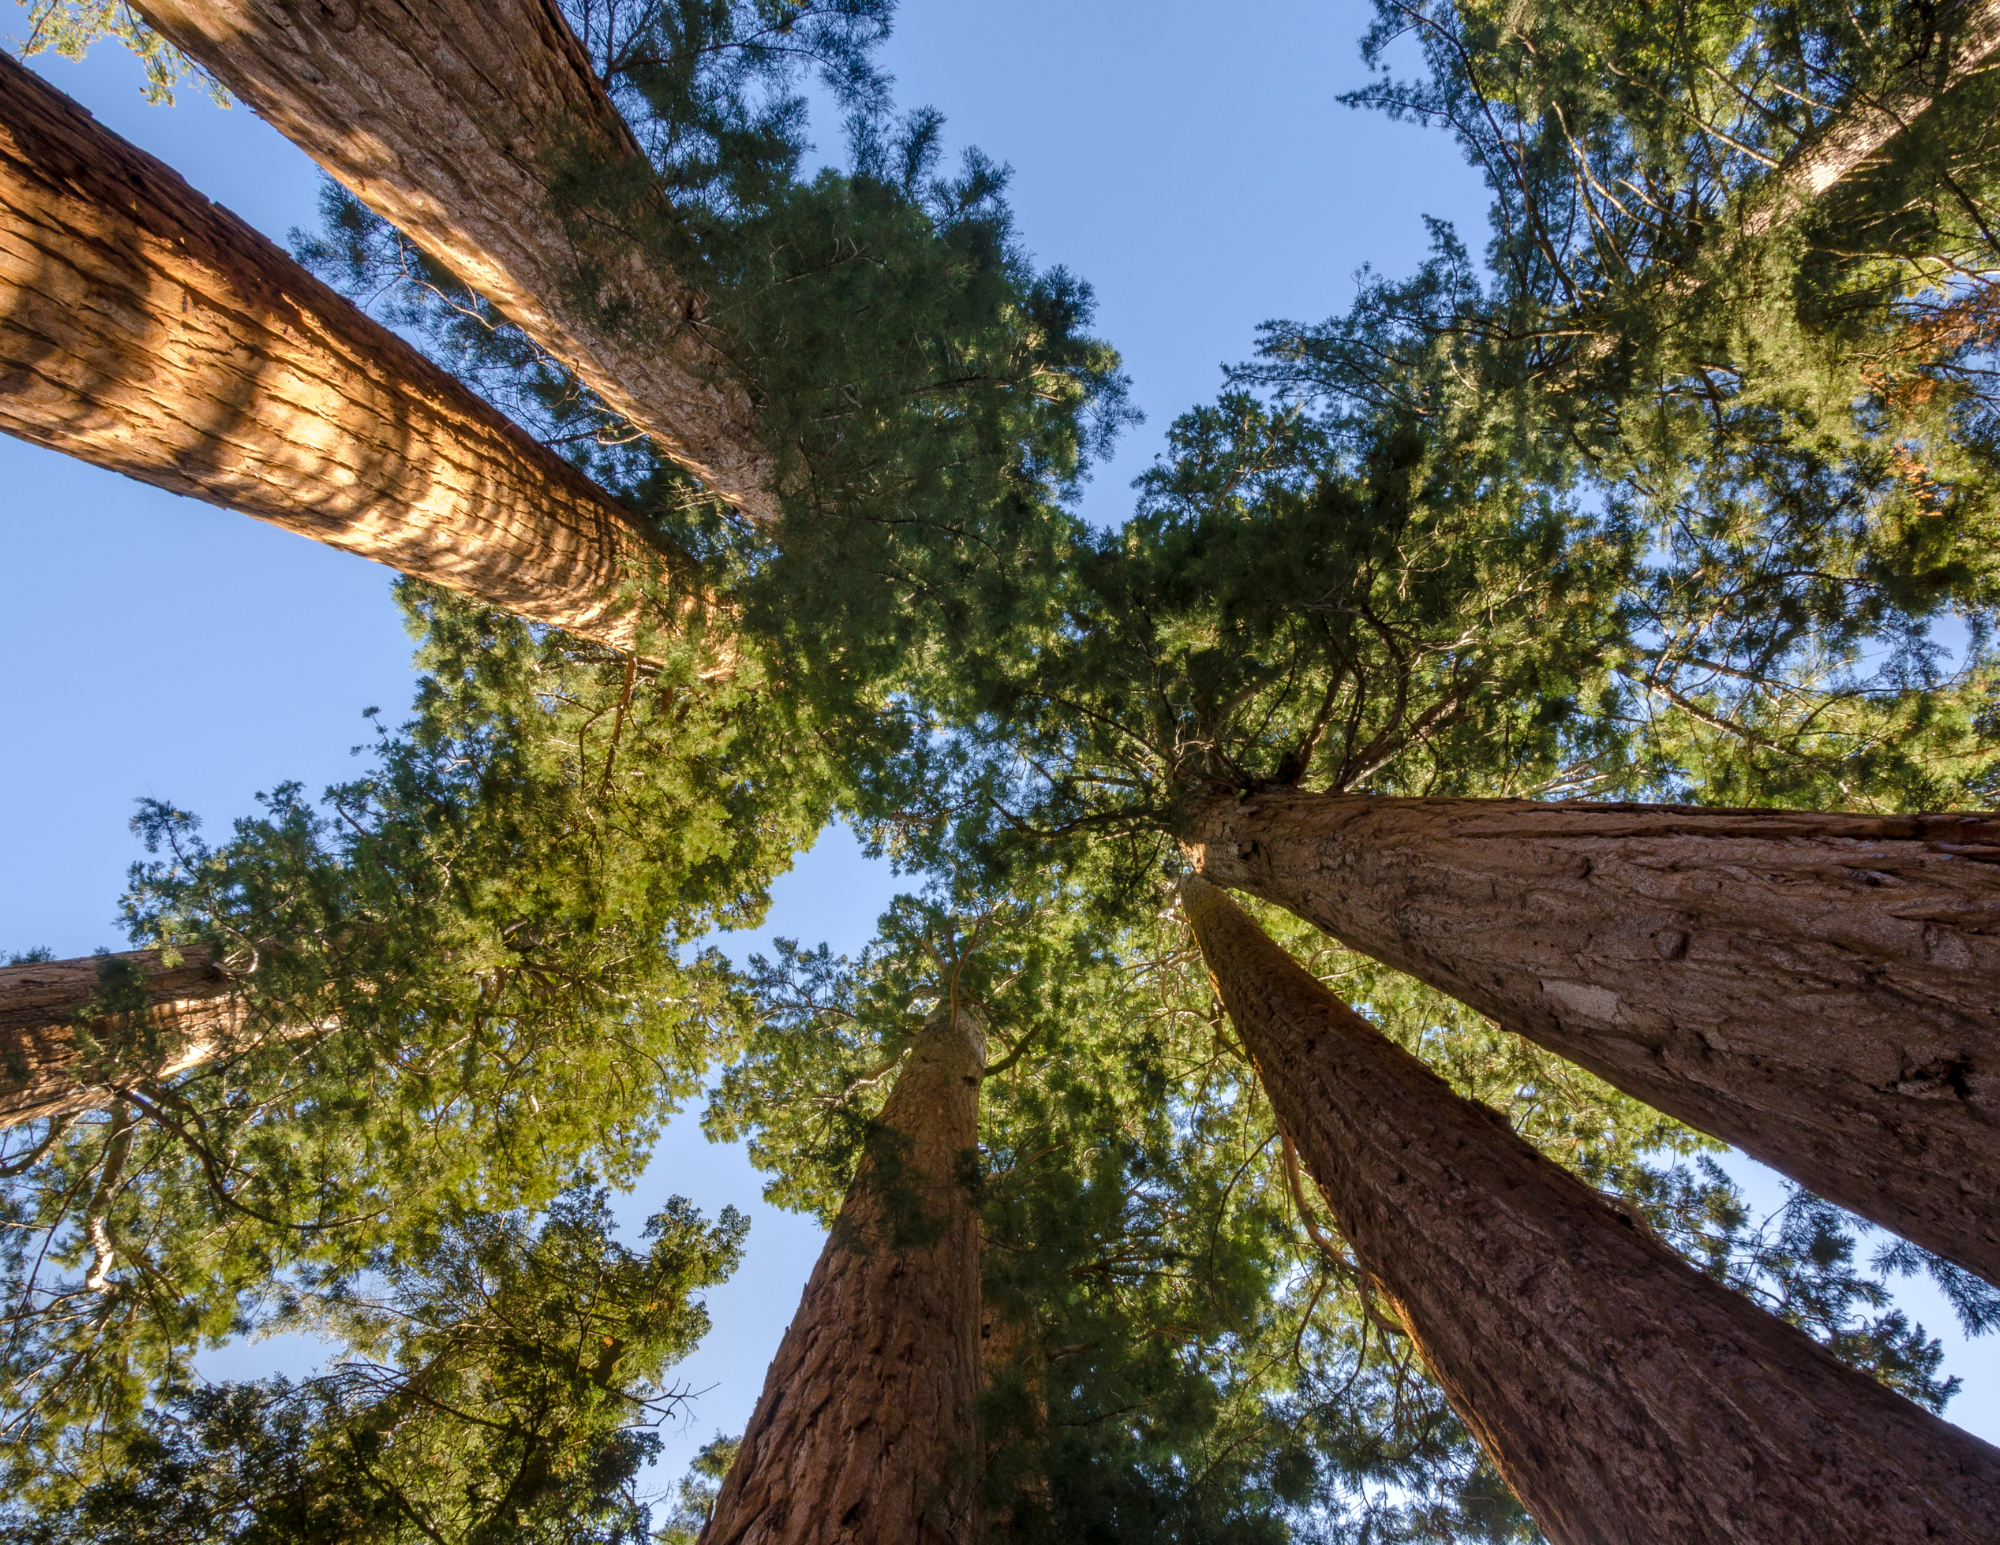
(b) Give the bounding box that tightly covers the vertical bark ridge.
[1179,788,2000,1283]
[1179,874,2000,1545]
[0,947,303,1129]
[134,0,780,523]
[702,1010,986,1545]
[0,53,690,657]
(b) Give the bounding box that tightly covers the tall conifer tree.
[705,873,1979,1538]
[9,0,2000,1533]
[703,1003,985,1544]
[1181,874,2000,1543]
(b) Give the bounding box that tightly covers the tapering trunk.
[135,0,779,524]
[0,54,694,657]
[1742,0,2000,238]
[1180,875,2000,1545]
[1179,789,2000,1283]
[702,1012,985,1545]
[1,947,294,1128]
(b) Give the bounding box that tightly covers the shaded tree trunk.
[702,1011,985,1545]
[1743,0,2000,238]
[135,0,779,524]
[1179,788,2000,1283]
[0,54,695,657]
[1180,875,2000,1545]
[976,1294,1050,1534]
[0,947,313,1129]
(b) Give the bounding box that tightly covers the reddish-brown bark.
[1179,788,2000,1283]
[135,0,779,523]
[0,53,688,656]
[0,947,287,1129]
[1181,875,2000,1545]
[702,1011,985,1545]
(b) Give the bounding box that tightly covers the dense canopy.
[4,0,2000,1540]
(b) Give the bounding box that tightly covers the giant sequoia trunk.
[0,54,688,657]
[1180,875,2000,1545]
[1180,789,2000,1284]
[1742,0,2000,238]
[135,0,779,523]
[702,1011,985,1545]
[0,947,311,1128]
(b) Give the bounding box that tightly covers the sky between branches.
[2,0,1995,1474]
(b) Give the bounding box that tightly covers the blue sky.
[6,0,1996,1492]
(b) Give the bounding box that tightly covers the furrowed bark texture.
[0,948,244,1128]
[1180,875,2000,1545]
[1743,0,2000,237]
[136,0,779,523]
[1180,789,2000,1283]
[0,54,681,655]
[703,1012,985,1545]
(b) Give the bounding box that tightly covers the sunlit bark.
[0,947,303,1129]
[1743,0,2000,237]
[0,53,690,656]
[136,0,779,522]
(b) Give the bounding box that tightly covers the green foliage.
[994,387,1621,805]
[654,1432,741,1545]
[858,371,1632,900]
[295,0,1132,722]
[3,1184,745,1543]
[0,584,828,1485]
[9,1,224,105]
[707,867,1967,1540]
[11,4,1996,1537]
[1341,0,1995,288]
[1241,0,2000,807]
[552,0,1137,553]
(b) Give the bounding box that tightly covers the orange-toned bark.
[136,0,779,522]
[0,947,320,1129]
[0,53,686,655]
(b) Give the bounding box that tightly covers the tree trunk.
[702,1011,985,1545]
[134,0,779,525]
[1179,788,2000,1283]
[977,1294,1050,1533]
[1180,875,2000,1545]
[0,54,698,658]
[1742,0,2000,237]
[0,946,288,1129]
